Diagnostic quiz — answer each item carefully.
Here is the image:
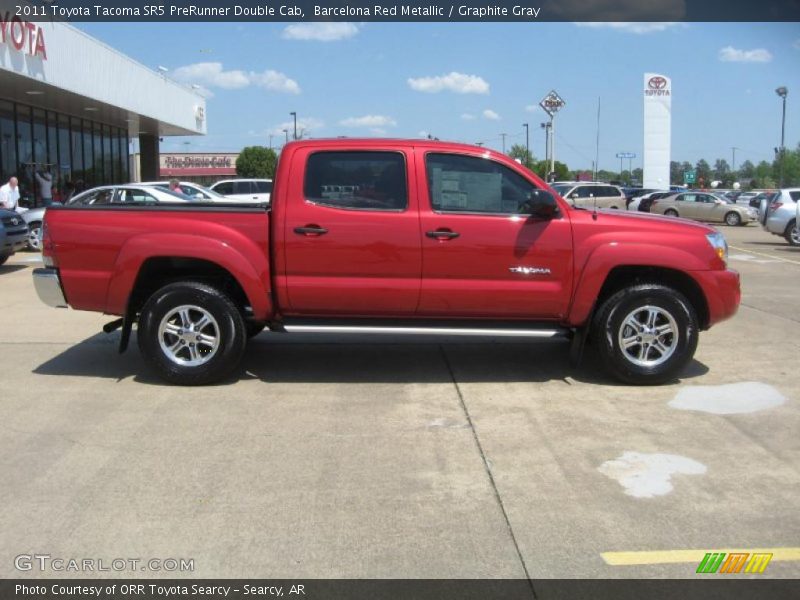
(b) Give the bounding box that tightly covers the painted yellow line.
[729,244,800,266]
[602,547,800,566]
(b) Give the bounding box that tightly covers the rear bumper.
[32,268,68,308]
[692,269,740,328]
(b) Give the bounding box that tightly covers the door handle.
[294,225,328,236]
[426,229,460,240]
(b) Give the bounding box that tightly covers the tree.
[670,161,682,185]
[738,160,755,180]
[507,144,535,171]
[631,168,643,184]
[754,160,774,189]
[774,143,800,187]
[713,159,730,180]
[695,159,711,187]
[236,146,278,179]
[533,159,569,181]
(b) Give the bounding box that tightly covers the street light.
[776,86,788,188]
[290,111,297,141]
[282,129,289,144]
[522,123,530,167]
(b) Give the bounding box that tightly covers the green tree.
[754,160,774,189]
[774,143,800,187]
[236,146,278,179]
[507,144,535,171]
[713,159,730,181]
[533,160,569,181]
[631,168,643,184]
[738,160,755,180]
[695,159,711,187]
[670,161,682,185]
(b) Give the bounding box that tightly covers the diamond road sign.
[539,90,566,117]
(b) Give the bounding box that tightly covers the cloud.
[461,113,476,120]
[173,62,249,89]
[282,22,361,41]
[339,115,397,128]
[173,62,300,94]
[718,46,773,63]
[270,117,324,137]
[407,72,490,94]
[482,109,500,120]
[574,22,681,34]
[250,70,301,94]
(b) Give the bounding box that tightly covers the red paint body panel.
[45,208,272,319]
[43,138,740,332]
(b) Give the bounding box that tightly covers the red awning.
[160,167,237,176]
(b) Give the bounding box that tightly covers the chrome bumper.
[32,268,68,308]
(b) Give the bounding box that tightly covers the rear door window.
[214,182,233,195]
[254,180,273,194]
[233,181,254,195]
[305,151,408,211]
[789,191,800,202]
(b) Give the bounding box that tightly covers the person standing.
[35,168,54,206]
[0,176,20,212]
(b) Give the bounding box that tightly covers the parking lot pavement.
[0,223,798,581]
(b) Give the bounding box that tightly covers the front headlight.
[706,231,728,265]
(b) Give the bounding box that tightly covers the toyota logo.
[11,217,19,226]
[648,76,667,90]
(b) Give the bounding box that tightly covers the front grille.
[2,215,24,228]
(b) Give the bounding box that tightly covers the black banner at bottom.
[2,579,800,600]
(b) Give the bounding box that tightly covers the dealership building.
[0,16,205,206]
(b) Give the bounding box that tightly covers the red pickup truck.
[33,139,740,385]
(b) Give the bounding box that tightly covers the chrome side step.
[282,324,567,338]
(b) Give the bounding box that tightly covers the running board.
[282,323,568,338]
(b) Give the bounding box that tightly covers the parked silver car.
[761,188,800,246]
[21,206,46,251]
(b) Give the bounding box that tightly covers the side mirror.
[519,190,559,219]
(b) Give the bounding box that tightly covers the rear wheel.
[724,212,741,226]
[784,220,800,246]
[664,209,679,217]
[137,281,246,385]
[592,283,698,385]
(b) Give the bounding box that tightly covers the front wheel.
[724,212,741,226]
[137,281,246,385]
[592,283,699,385]
[664,209,679,218]
[27,221,42,251]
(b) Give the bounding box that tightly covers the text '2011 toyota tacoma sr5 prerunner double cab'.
[33,139,740,385]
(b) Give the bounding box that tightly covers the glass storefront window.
[83,121,93,187]
[118,131,129,182]
[93,121,103,184]
[0,101,16,185]
[57,114,71,200]
[70,116,84,189]
[16,104,34,207]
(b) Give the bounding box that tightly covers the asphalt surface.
[0,222,798,580]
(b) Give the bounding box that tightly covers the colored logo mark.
[696,552,773,574]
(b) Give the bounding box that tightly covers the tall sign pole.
[643,73,672,189]
[539,90,565,182]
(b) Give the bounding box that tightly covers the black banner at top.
[3,0,800,22]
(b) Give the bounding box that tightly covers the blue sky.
[78,21,800,172]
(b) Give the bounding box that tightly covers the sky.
[77,21,800,172]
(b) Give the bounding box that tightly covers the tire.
[592,283,699,385]
[137,281,246,385]
[27,221,42,251]
[784,220,800,246]
[0,254,9,266]
[246,321,266,338]
[664,209,679,217]
[724,212,741,227]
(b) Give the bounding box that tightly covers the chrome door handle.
[294,226,328,236]
[426,230,460,240]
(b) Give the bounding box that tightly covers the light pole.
[776,87,787,188]
[282,129,289,144]
[290,112,297,141]
[731,146,738,182]
[522,123,529,167]
[500,133,507,154]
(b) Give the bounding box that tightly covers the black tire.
[246,321,266,338]
[137,281,246,385]
[784,220,800,246]
[724,212,741,226]
[592,283,699,385]
[0,254,9,266]
[27,221,42,251]
[664,209,679,217]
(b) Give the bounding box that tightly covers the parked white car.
[761,188,800,246]
[209,179,272,203]
[140,181,229,201]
